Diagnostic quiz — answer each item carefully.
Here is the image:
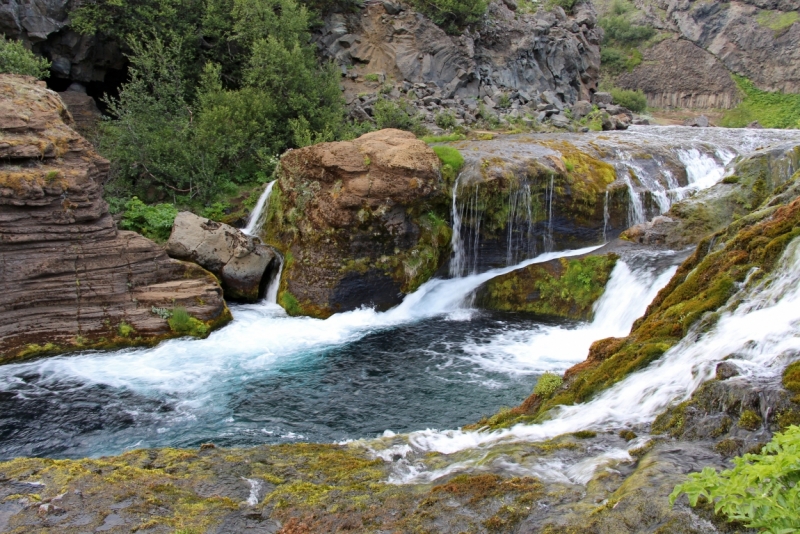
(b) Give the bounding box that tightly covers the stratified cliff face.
[320,0,602,106]
[617,0,800,108]
[0,74,230,363]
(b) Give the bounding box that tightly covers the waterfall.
[449,174,466,277]
[264,255,284,304]
[602,191,610,242]
[242,180,276,236]
[623,171,646,227]
[383,235,800,482]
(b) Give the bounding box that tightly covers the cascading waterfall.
[242,180,276,236]
[379,235,800,484]
[602,191,610,242]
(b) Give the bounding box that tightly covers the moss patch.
[476,254,618,320]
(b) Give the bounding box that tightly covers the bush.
[533,372,563,398]
[670,425,800,532]
[435,110,458,130]
[599,16,654,45]
[610,87,647,112]
[374,98,426,136]
[118,197,178,242]
[0,36,50,78]
[411,0,488,34]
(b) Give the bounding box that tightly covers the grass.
[422,133,466,143]
[721,75,800,129]
[756,9,798,36]
[168,307,209,337]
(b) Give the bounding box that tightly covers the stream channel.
[2,127,800,489]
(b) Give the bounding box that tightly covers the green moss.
[477,254,619,320]
[738,409,762,431]
[534,372,564,398]
[783,360,800,393]
[168,307,209,337]
[279,291,303,316]
[619,430,637,441]
[433,145,465,187]
[714,439,741,456]
[755,9,798,35]
[117,321,135,338]
[422,133,466,143]
[573,430,597,439]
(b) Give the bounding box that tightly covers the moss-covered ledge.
[474,253,618,320]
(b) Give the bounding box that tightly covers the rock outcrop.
[475,253,618,320]
[0,74,230,364]
[320,0,602,127]
[617,0,800,107]
[167,211,278,302]
[264,129,450,318]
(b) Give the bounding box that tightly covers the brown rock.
[265,129,449,318]
[0,74,230,364]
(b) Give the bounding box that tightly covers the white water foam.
[0,247,599,400]
[381,236,800,483]
[458,257,678,376]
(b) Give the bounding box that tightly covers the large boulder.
[167,212,277,302]
[0,75,230,364]
[264,129,450,318]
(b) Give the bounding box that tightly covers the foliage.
[599,46,642,74]
[670,425,800,533]
[118,197,178,242]
[721,75,800,129]
[168,307,209,337]
[434,110,458,130]
[533,372,563,398]
[374,98,426,136]
[599,13,654,44]
[98,0,345,204]
[432,145,464,185]
[610,87,647,112]
[411,0,488,34]
[0,36,51,78]
[598,0,653,75]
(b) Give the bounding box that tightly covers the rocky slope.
[263,128,450,318]
[0,74,230,364]
[323,0,603,128]
[613,0,800,108]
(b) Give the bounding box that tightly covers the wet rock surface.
[167,211,278,302]
[264,128,450,318]
[0,74,230,363]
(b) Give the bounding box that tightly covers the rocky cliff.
[615,0,800,108]
[264,128,450,318]
[0,74,230,364]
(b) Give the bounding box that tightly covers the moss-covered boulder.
[264,129,450,318]
[523,169,800,419]
[474,253,618,320]
[624,143,800,248]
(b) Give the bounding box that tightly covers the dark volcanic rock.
[0,74,230,363]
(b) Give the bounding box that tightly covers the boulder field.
[263,129,451,318]
[0,74,230,364]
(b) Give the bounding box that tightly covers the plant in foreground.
[670,425,800,533]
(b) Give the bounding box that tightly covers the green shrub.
[533,372,563,398]
[599,15,654,45]
[0,36,51,78]
[374,98,426,136]
[600,46,643,74]
[670,425,800,532]
[168,307,209,337]
[434,110,458,130]
[118,197,178,242]
[610,87,647,112]
[411,0,488,34]
[721,75,800,129]
[117,322,135,338]
[363,73,380,83]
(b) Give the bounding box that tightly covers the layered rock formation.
[617,0,800,107]
[320,0,602,126]
[0,74,229,364]
[167,211,278,302]
[263,128,450,318]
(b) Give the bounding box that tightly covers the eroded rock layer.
[264,128,450,318]
[0,74,229,363]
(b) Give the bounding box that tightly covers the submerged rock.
[167,212,278,303]
[264,129,450,318]
[0,75,230,363]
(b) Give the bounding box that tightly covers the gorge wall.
[615,0,800,109]
[0,75,230,363]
